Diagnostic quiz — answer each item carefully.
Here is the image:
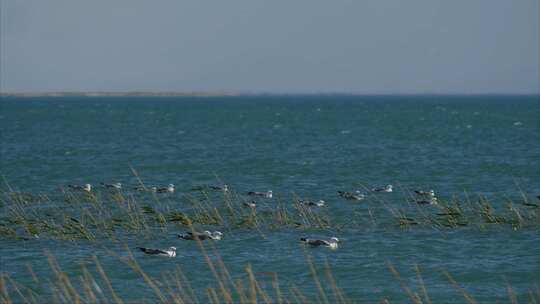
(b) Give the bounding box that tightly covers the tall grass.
[0,240,351,303]
[2,244,538,303]
[1,176,539,302]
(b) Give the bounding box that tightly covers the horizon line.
[1,91,539,97]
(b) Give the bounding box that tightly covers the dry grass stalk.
[386,261,422,304]
[414,264,431,304]
[442,270,477,304]
[304,250,329,304]
[93,256,124,304]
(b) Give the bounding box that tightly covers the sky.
[1,0,539,94]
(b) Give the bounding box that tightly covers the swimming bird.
[372,185,393,192]
[243,201,257,208]
[416,197,438,205]
[247,190,272,198]
[68,184,92,192]
[178,230,223,241]
[300,237,340,249]
[134,185,157,192]
[192,184,229,192]
[137,246,176,257]
[414,189,435,197]
[301,200,326,207]
[156,184,175,193]
[101,182,122,189]
[191,185,210,192]
[209,184,229,192]
[338,191,365,200]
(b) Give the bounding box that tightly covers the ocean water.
[0,95,539,302]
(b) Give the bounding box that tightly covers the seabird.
[68,184,92,192]
[371,185,393,193]
[247,190,272,198]
[156,184,175,193]
[191,184,229,192]
[209,185,229,192]
[178,230,223,241]
[137,246,176,257]
[101,182,122,189]
[338,191,365,201]
[414,189,435,197]
[416,197,438,205]
[300,237,340,249]
[243,201,257,208]
[134,186,157,192]
[301,200,326,207]
[191,185,204,191]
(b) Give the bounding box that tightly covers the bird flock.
[65,182,438,257]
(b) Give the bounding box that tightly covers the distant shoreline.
[0,92,240,97]
[1,92,538,98]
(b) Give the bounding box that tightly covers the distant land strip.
[1,92,538,97]
[0,91,241,97]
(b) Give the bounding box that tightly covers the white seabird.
[101,182,122,189]
[301,200,326,207]
[68,184,92,192]
[192,184,229,192]
[414,189,435,197]
[416,197,438,205]
[156,184,175,193]
[209,184,229,192]
[338,191,365,201]
[191,185,206,191]
[372,185,393,193]
[178,230,223,241]
[247,190,272,198]
[137,246,176,257]
[523,202,539,208]
[300,237,340,249]
[243,201,257,208]
[134,186,158,192]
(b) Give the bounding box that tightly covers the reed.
[2,243,538,303]
[0,182,539,241]
[4,243,337,303]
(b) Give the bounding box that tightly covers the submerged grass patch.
[0,177,539,302]
[0,179,538,241]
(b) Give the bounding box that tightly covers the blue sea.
[0,95,539,303]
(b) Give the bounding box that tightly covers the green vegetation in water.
[0,179,538,241]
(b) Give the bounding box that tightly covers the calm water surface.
[1,95,539,302]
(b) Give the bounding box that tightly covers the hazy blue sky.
[1,0,538,93]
